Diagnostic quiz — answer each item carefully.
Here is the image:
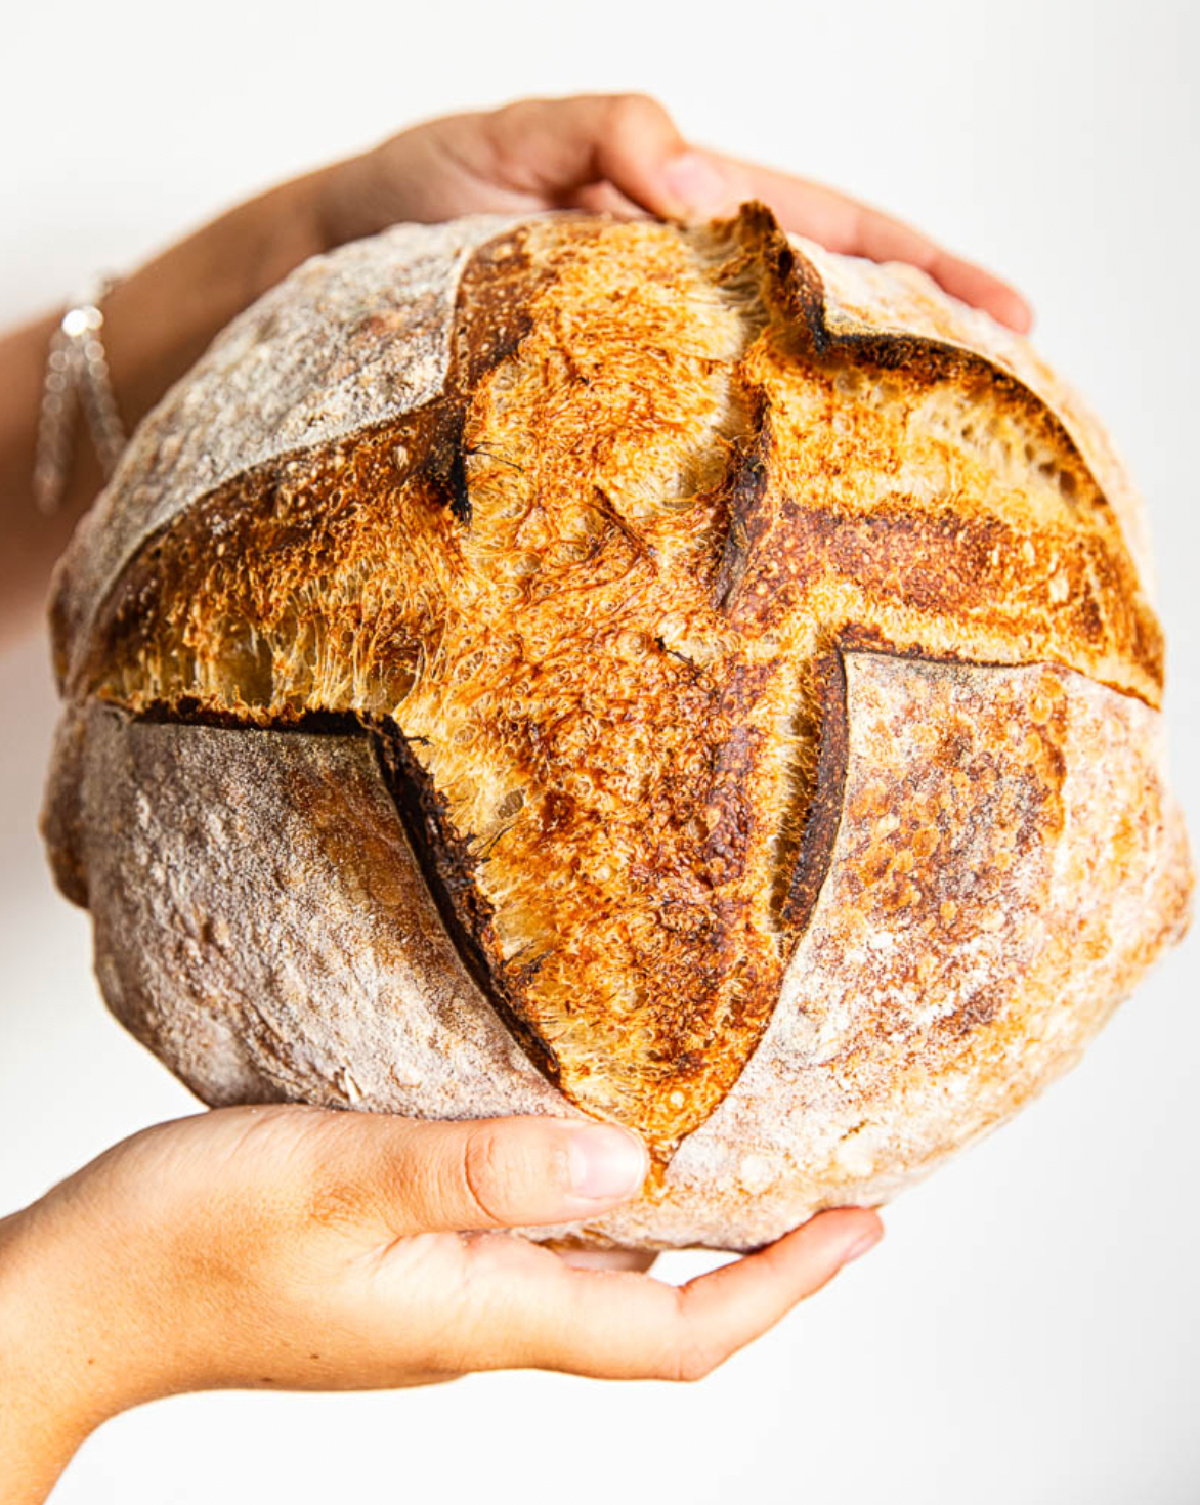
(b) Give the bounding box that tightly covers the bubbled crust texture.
[69,706,570,1122]
[45,204,1193,1250]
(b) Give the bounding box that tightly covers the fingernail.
[658,151,737,218]
[1010,297,1035,335]
[840,1226,884,1266]
[567,1125,648,1201]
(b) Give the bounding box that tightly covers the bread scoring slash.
[43,203,1193,1251]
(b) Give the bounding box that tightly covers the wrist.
[0,1204,110,1500]
[303,149,386,252]
[100,172,328,439]
[0,1191,179,1497]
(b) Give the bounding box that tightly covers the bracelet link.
[34,276,127,516]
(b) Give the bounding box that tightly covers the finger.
[371,96,1032,333]
[467,93,695,214]
[311,1113,648,1238]
[720,156,1033,332]
[344,104,672,232]
[567,180,651,220]
[471,1207,883,1380]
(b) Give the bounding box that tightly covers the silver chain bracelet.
[33,276,128,516]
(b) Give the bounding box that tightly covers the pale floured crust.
[75,705,571,1121]
[43,203,1193,1251]
[63,656,1190,1250]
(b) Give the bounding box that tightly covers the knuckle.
[668,1336,724,1383]
[305,1174,367,1235]
[493,96,541,130]
[652,1294,727,1383]
[281,1119,352,1220]
[461,1126,511,1226]
[253,1108,370,1238]
[461,1123,572,1227]
[606,91,668,137]
[484,99,555,185]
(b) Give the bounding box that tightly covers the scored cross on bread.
[44,206,1191,1246]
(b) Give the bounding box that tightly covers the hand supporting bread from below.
[0,1106,882,1501]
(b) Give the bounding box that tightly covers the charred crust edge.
[124,699,363,734]
[711,389,771,609]
[420,223,557,526]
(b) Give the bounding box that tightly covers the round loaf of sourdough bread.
[43,204,1193,1250]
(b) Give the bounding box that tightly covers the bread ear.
[794,232,1157,591]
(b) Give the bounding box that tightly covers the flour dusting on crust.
[78,708,571,1123]
[52,215,526,687]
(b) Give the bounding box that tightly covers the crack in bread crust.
[61,205,1176,1162]
[371,717,565,1089]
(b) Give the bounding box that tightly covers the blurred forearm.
[0,171,327,650]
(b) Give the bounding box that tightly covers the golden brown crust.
[49,215,533,688]
[571,651,1193,1250]
[791,225,1159,592]
[44,204,1193,1246]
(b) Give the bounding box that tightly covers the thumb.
[318,1113,649,1238]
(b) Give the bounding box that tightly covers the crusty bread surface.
[44,204,1193,1249]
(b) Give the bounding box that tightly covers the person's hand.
[0,1105,882,1501]
[316,93,1032,332]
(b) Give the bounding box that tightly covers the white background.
[2,0,1198,1500]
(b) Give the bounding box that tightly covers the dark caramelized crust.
[65,205,1170,1159]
